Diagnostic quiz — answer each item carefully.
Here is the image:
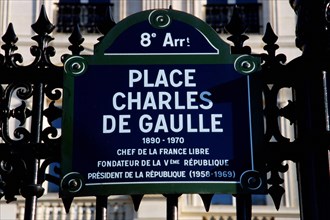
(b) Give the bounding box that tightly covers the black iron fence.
[0,2,329,220]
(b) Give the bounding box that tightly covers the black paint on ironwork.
[96,196,108,220]
[165,194,180,220]
[289,1,330,220]
[131,194,144,212]
[199,194,214,212]
[259,22,293,211]
[235,194,252,220]
[0,2,329,220]
[225,6,251,54]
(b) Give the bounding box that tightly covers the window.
[55,0,114,33]
[205,0,262,34]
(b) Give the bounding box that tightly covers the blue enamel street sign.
[61,9,265,196]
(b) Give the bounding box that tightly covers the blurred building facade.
[0,0,301,219]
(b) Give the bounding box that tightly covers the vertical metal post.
[23,180,39,220]
[96,196,108,220]
[287,0,330,219]
[236,194,252,220]
[295,68,330,220]
[289,1,330,219]
[165,194,179,220]
[293,60,330,220]
[23,83,44,220]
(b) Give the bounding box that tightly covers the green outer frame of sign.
[62,68,74,174]
[86,9,242,66]
[93,9,231,63]
[68,183,238,197]
[61,9,264,197]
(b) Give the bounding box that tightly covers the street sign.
[61,9,265,196]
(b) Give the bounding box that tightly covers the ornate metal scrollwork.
[0,5,64,203]
[30,6,56,69]
[224,9,294,209]
[0,83,33,144]
[0,23,23,68]
[225,6,251,54]
[1,2,325,218]
[0,158,27,202]
[260,23,297,210]
[266,161,289,210]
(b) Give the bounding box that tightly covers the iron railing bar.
[24,82,45,220]
[95,196,108,220]
[166,194,179,220]
[236,194,252,220]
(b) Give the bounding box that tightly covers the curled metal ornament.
[234,55,259,75]
[64,56,87,77]
[0,160,13,173]
[60,172,85,194]
[148,10,172,29]
[45,84,62,101]
[240,170,263,192]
